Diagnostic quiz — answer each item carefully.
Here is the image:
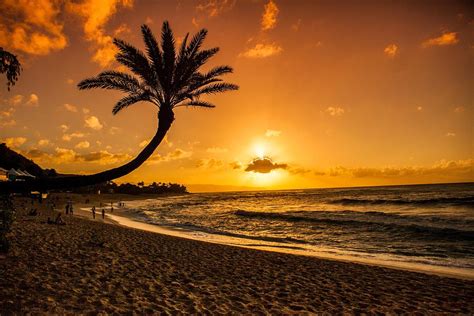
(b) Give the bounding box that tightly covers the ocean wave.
[233,210,474,242]
[331,196,474,207]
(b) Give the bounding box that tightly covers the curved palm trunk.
[1,109,174,193]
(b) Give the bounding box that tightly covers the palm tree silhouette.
[1,21,238,192]
[0,47,22,91]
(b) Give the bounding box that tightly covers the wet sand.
[1,194,473,314]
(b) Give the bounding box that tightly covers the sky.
[0,0,473,192]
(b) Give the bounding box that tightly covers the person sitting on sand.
[54,213,65,225]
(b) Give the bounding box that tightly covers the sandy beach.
[1,194,473,314]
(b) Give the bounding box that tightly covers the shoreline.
[105,213,474,281]
[2,194,473,313]
[67,193,474,280]
[85,194,474,280]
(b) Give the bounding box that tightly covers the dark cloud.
[245,157,287,174]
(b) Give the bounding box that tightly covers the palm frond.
[173,32,190,88]
[203,66,233,80]
[113,39,155,88]
[186,29,208,58]
[112,93,150,115]
[161,21,176,96]
[178,100,216,108]
[191,82,239,97]
[78,71,143,94]
[141,24,163,89]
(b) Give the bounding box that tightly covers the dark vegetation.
[0,143,57,178]
[66,181,187,195]
[0,47,21,91]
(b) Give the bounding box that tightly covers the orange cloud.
[327,159,474,178]
[422,32,459,47]
[24,147,131,165]
[146,148,193,165]
[326,106,345,116]
[75,141,90,149]
[84,116,103,130]
[0,0,67,55]
[261,0,279,31]
[37,139,50,146]
[384,44,398,58]
[196,158,224,169]
[3,136,27,148]
[64,103,78,112]
[241,43,283,58]
[0,107,16,127]
[67,0,133,67]
[196,0,236,18]
[62,132,85,142]
[265,129,281,137]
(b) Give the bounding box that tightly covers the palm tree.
[1,21,238,192]
[0,47,22,91]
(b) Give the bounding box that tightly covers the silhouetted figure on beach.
[54,213,65,225]
[65,203,69,215]
[92,206,96,219]
[102,208,105,219]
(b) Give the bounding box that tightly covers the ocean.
[117,183,474,275]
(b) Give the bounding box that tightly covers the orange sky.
[1,0,473,191]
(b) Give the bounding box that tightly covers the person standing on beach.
[92,206,96,219]
[65,203,69,215]
[101,208,105,219]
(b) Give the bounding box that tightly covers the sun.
[254,143,266,158]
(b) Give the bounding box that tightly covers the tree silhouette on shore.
[1,21,238,192]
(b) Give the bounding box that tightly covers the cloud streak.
[422,32,459,47]
[25,147,131,165]
[241,43,283,58]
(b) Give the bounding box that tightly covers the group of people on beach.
[91,202,116,220]
[23,194,123,224]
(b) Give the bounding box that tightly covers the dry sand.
[1,194,473,314]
